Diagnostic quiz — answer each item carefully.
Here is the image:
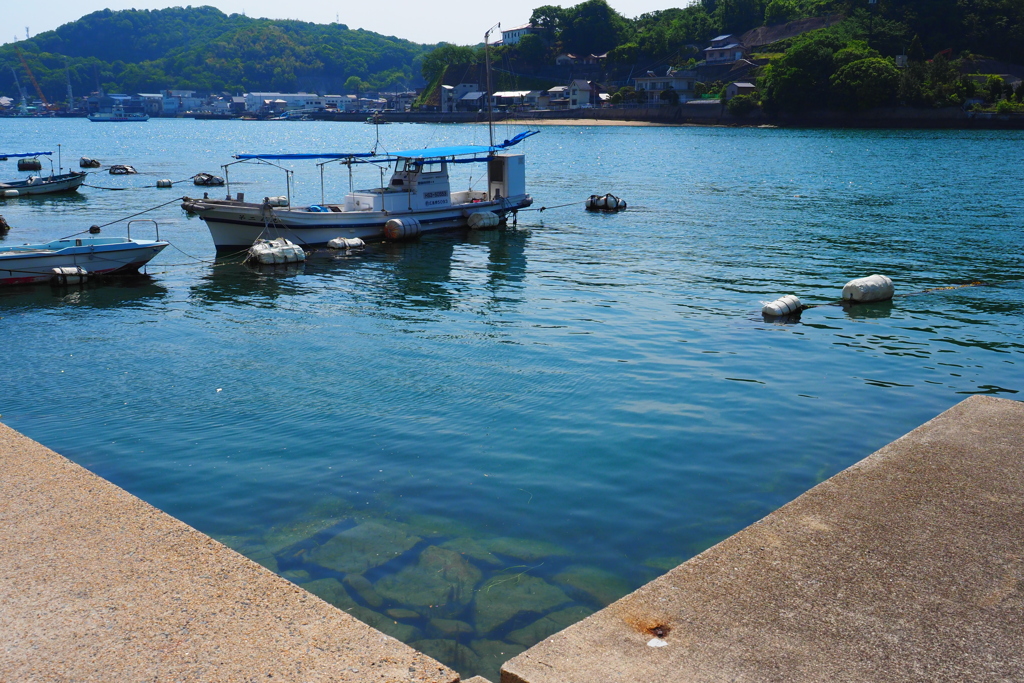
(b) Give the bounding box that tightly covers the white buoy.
[3,189,18,198]
[327,236,365,250]
[467,211,500,229]
[384,217,421,241]
[842,274,894,302]
[761,294,803,317]
[247,237,305,264]
[51,266,89,285]
[156,179,173,188]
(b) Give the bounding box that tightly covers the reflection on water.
[1,122,1023,681]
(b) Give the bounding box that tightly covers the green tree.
[559,0,631,56]
[420,43,478,82]
[344,75,365,95]
[830,57,900,110]
[727,93,757,114]
[659,87,680,104]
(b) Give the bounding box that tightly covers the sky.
[3,0,689,47]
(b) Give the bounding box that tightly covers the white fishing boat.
[88,103,149,122]
[181,131,539,249]
[0,152,87,196]
[0,235,167,286]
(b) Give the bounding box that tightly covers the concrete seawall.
[502,395,1024,682]
[0,421,457,682]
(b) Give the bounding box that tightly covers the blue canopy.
[233,130,540,162]
[0,152,52,158]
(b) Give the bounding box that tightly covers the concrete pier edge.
[502,394,1024,682]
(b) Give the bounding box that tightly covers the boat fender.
[842,274,894,303]
[384,218,421,241]
[327,237,366,250]
[156,179,173,188]
[761,295,803,317]
[51,266,89,286]
[467,212,500,229]
[264,196,289,207]
[3,189,18,198]
[247,237,306,265]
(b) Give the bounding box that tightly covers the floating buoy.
[18,158,42,171]
[193,172,225,186]
[79,157,101,168]
[384,217,421,241]
[156,179,173,188]
[761,294,803,317]
[467,211,500,229]
[842,274,894,303]
[585,193,627,212]
[0,215,10,230]
[109,165,137,175]
[264,196,289,207]
[51,266,89,285]
[4,189,19,198]
[327,236,365,250]
[247,237,305,265]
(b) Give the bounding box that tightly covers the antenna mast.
[484,23,500,147]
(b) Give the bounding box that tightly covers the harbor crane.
[16,47,55,110]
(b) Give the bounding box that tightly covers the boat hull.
[0,172,87,196]
[0,239,168,286]
[183,197,532,249]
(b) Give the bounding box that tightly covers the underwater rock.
[211,534,279,573]
[642,556,685,572]
[345,573,384,607]
[300,577,357,609]
[376,545,482,609]
[484,537,571,562]
[344,605,422,642]
[429,618,474,635]
[281,569,311,582]
[308,520,421,574]
[411,639,482,676]
[553,566,632,606]
[506,606,594,647]
[400,513,476,539]
[440,537,502,566]
[470,639,527,680]
[387,608,421,620]
[263,497,354,554]
[473,574,571,635]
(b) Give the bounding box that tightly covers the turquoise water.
[2,119,1022,680]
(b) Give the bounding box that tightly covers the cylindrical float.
[327,237,366,250]
[18,158,42,171]
[51,266,89,285]
[3,189,19,198]
[156,179,173,188]
[467,211,500,229]
[761,294,803,317]
[842,274,894,302]
[384,217,421,241]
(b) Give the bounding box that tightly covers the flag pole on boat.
[484,22,500,148]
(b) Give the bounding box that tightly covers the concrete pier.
[0,422,457,682]
[502,395,1024,682]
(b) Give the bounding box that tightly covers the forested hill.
[0,6,434,100]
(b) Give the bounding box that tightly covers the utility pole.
[484,23,500,147]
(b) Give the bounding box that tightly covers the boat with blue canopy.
[1,152,87,196]
[181,131,539,249]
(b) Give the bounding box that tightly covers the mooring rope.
[59,196,187,239]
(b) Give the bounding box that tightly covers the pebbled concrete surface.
[0,421,458,683]
[502,395,1024,683]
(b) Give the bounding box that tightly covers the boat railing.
[127,219,161,242]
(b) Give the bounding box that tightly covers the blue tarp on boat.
[0,152,52,157]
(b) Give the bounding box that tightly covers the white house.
[704,34,747,64]
[243,92,328,112]
[633,69,698,105]
[568,79,594,109]
[501,23,535,45]
[441,83,479,112]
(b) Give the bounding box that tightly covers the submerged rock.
[440,537,502,565]
[263,497,354,554]
[345,573,384,607]
[376,545,482,609]
[281,569,311,582]
[506,606,594,646]
[553,566,632,606]
[473,574,571,635]
[411,639,482,676]
[211,534,279,573]
[344,604,422,642]
[387,608,421,620]
[470,639,527,681]
[485,537,571,562]
[307,521,421,574]
[399,513,476,539]
[300,577,357,609]
[429,618,474,635]
[642,556,685,572]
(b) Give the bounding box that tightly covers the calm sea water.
[2,119,1022,680]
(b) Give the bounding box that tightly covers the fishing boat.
[181,131,539,249]
[0,235,168,286]
[88,103,149,122]
[0,152,86,196]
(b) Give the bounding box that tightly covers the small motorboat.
[1,173,87,197]
[0,235,168,286]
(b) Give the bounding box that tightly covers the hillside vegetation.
[0,6,433,100]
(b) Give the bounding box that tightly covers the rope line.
[60,196,187,239]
